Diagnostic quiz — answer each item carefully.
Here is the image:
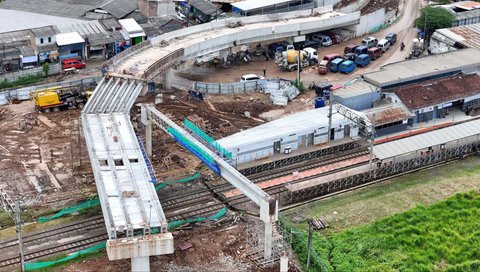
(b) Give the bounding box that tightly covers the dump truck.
[276,49,311,71]
[31,87,93,113]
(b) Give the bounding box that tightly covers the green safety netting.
[26,206,228,270]
[184,119,232,160]
[37,199,100,223]
[167,206,228,230]
[155,172,201,190]
[167,126,215,164]
[38,172,201,223]
[24,242,106,271]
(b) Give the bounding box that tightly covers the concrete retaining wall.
[355,8,385,36]
[0,76,99,106]
[0,63,61,82]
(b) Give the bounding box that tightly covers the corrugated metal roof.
[392,74,480,111]
[333,80,379,99]
[448,23,480,50]
[30,26,58,37]
[373,118,480,159]
[56,20,115,45]
[362,103,413,125]
[217,107,349,149]
[56,32,85,46]
[362,48,480,87]
[99,0,136,19]
[190,0,219,15]
[232,0,293,11]
[0,9,85,33]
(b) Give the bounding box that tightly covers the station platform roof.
[373,118,480,160]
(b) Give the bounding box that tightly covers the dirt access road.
[183,0,423,87]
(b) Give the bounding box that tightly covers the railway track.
[0,148,369,270]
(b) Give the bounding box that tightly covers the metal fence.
[193,80,263,94]
[0,76,100,106]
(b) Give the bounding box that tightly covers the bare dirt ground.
[59,217,300,272]
[0,101,95,219]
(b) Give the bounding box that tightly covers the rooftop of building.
[217,107,349,149]
[333,79,380,99]
[362,48,480,88]
[362,102,413,126]
[232,0,295,11]
[0,0,136,19]
[30,26,58,38]
[393,73,480,110]
[435,23,480,50]
[0,9,85,34]
[189,0,219,15]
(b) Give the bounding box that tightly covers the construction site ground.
[0,0,424,269]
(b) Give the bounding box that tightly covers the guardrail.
[0,76,100,106]
[105,40,153,71]
[144,48,184,79]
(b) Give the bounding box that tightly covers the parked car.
[329,58,344,73]
[240,74,264,81]
[311,34,332,47]
[385,32,397,45]
[295,40,320,50]
[339,60,356,74]
[323,31,341,44]
[361,37,378,48]
[354,45,369,56]
[354,54,371,67]
[344,44,359,54]
[62,58,86,70]
[318,60,329,74]
[322,53,342,64]
[377,39,391,52]
[367,47,382,60]
[343,53,356,61]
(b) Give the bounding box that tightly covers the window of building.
[48,37,51,43]
[40,38,44,44]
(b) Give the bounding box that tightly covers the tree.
[42,62,49,77]
[414,7,455,35]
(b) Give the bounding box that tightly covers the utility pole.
[369,113,376,170]
[15,200,25,272]
[327,97,333,142]
[306,221,313,271]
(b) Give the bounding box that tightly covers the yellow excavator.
[31,87,93,113]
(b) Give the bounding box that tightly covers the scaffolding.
[245,219,292,268]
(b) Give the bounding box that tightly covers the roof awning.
[56,32,85,46]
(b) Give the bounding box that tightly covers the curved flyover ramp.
[107,6,360,80]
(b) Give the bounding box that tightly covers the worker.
[105,72,110,80]
[263,68,266,77]
[101,66,107,77]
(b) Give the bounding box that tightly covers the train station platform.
[225,154,370,198]
[237,137,365,176]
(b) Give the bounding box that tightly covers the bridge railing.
[143,48,184,79]
[105,40,153,71]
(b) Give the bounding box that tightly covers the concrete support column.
[280,252,289,272]
[264,221,273,259]
[146,121,152,157]
[162,68,174,90]
[131,256,150,272]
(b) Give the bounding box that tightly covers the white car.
[240,74,264,82]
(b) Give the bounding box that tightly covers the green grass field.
[284,158,480,271]
[285,192,480,272]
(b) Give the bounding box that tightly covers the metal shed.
[332,80,381,110]
[217,106,359,165]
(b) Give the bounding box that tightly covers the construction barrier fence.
[24,242,106,271]
[25,206,228,270]
[38,172,201,223]
[184,118,232,160]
